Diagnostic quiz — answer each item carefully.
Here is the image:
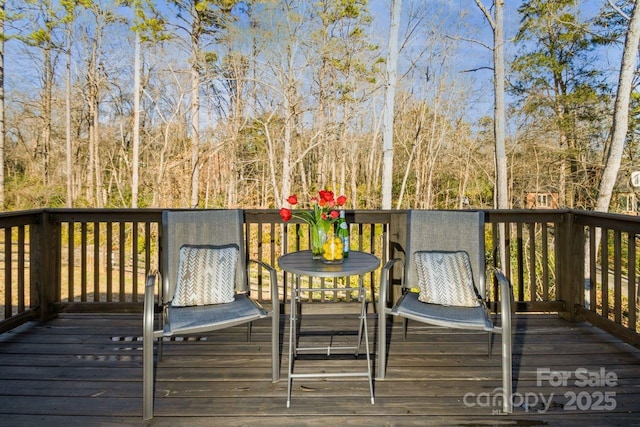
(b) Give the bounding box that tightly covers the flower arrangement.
[279,189,347,225]
[280,189,347,259]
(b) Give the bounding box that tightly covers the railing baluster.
[94,222,100,302]
[541,222,549,302]
[601,228,609,319]
[589,226,597,312]
[4,228,11,319]
[119,222,126,302]
[257,222,264,297]
[614,230,622,324]
[106,222,113,302]
[17,226,25,313]
[628,235,637,331]
[504,222,512,284]
[132,222,139,303]
[516,222,524,301]
[491,222,499,302]
[81,222,87,302]
[529,222,536,301]
[68,222,75,302]
[145,222,152,278]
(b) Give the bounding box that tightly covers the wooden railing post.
[31,211,60,322]
[556,211,585,321]
[388,211,407,310]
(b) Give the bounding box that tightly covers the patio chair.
[377,210,513,414]
[143,209,280,420]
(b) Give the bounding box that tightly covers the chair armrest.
[493,268,513,330]
[248,258,279,313]
[144,270,160,335]
[379,258,404,310]
[493,267,514,414]
[248,259,280,383]
[493,268,514,303]
[143,269,160,420]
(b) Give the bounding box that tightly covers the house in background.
[616,192,638,215]
[614,171,640,216]
[525,192,559,209]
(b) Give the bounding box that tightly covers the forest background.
[0,0,638,213]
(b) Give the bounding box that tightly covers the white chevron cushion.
[172,245,238,307]
[414,251,480,307]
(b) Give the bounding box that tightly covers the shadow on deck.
[0,312,638,426]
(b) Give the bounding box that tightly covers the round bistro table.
[278,250,380,408]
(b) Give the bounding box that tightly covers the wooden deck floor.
[0,310,638,426]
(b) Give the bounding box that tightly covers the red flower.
[280,190,348,227]
[319,190,334,203]
[279,207,292,222]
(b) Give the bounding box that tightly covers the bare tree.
[381,0,401,209]
[595,1,640,213]
[129,0,167,208]
[167,0,237,208]
[62,0,91,208]
[476,0,508,267]
[0,0,5,209]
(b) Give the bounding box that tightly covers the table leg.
[287,280,297,408]
[359,278,375,404]
[286,274,375,407]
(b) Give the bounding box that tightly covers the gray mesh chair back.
[162,209,247,304]
[405,210,486,298]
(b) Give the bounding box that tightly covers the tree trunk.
[93,96,103,208]
[595,1,640,213]
[493,0,508,269]
[381,0,401,209]
[493,0,507,211]
[65,23,72,207]
[42,46,52,186]
[476,0,508,267]
[190,65,200,208]
[0,1,5,209]
[132,33,141,208]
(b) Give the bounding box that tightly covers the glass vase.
[310,222,328,259]
[322,230,344,264]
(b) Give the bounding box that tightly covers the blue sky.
[367,0,623,121]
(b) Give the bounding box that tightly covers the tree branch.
[609,0,631,21]
[474,0,495,30]
[445,34,492,51]
[460,66,494,73]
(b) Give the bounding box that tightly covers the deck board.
[0,312,638,426]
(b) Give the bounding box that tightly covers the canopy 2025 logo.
[463,368,618,414]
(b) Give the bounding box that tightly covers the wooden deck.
[0,311,638,426]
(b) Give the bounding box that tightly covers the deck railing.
[0,208,638,345]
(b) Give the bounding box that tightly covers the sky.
[365,0,621,120]
[3,0,624,127]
